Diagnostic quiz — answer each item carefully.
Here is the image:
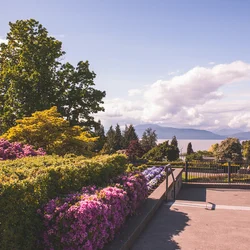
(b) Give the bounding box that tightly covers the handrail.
[164,164,176,200]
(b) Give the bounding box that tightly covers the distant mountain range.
[134,124,250,140]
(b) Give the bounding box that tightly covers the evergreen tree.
[102,126,116,154]
[123,124,138,148]
[140,127,157,153]
[93,120,106,152]
[114,124,123,151]
[171,135,178,147]
[187,142,194,155]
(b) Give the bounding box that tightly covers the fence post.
[165,165,169,200]
[228,161,231,183]
[185,161,188,182]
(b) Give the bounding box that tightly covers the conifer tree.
[123,124,138,149]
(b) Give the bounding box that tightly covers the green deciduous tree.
[143,140,179,161]
[140,127,157,153]
[2,106,97,155]
[0,19,105,133]
[217,138,243,162]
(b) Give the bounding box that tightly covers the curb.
[104,168,183,250]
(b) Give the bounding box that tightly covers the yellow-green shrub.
[0,154,127,250]
[2,106,97,155]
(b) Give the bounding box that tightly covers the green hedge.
[0,154,127,250]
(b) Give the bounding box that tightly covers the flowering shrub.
[142,166,167,193]
[0,154,127,250]
[40,173,147,250]
[0,138,45,160]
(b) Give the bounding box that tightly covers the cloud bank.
[95,61,250,130]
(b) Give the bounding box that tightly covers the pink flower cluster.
[0,139,46,160]
[39,173,147,250]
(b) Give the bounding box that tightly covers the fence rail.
[184,161,250,184]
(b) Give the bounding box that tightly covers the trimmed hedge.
[0,154,127,250]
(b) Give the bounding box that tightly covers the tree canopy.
[140,127,157,153]
[0,19,105,133]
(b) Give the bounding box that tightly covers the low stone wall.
[105,168,183,250]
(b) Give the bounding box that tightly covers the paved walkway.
[132,187,250,250]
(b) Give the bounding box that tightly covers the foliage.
[114,124,123,151]
[140,127,157,153]
[0,19,105,133]
[123,124,138,148]
[126,140,144,162]
[187,142,194,155]
[57,61,105,127]
[185,150,213,161]
[242,140,250,161]
[93,120,106,152]
[170,135,178,147]
[216,138,243,162]
[101,126,116,154]
[143,141,179,161]
[39,172,147,249]
[2,107,97,155]
[0,154,127,250]
[0,138,45,160]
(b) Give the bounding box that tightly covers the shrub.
[2,106,97,156]
[0,154,127,250]
[39,172,147,249]
[0,138,45,160]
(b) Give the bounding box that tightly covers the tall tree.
[57,62,105,127]
[140,127,157,153]
[123,124,138,148]
[0,19,105,132]
[171,135,178,147]
[0,19,64,132]
[93,120,106,152]
[102,126,116,154]
[114,124,123,151]
[187,142,194,155]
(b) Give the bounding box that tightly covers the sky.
[1,0,250,131]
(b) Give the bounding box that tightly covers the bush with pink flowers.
[0,138,46,160]
[39,172,148,250]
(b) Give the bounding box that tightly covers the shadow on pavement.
[132,202,190,250]
[177,186,207,202]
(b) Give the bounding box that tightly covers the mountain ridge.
[134,124,250,140]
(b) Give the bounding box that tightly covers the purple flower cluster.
[0,139,46,160]
[39,173,147,250]
[142,166,166,192]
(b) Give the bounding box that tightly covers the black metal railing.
[184,160,250,184]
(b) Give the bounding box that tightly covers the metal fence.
[184,161,250,184]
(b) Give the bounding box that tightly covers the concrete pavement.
[131,187,250,250]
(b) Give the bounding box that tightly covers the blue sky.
[1,0,250,131]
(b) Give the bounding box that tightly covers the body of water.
[157,139,223,154]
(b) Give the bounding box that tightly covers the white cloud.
[128,89,142,97]
[228,113,250,129]
[96,61,250,130]
[209,62,216,65]
[168,70,180,76]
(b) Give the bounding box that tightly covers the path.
[131,187,250,250]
